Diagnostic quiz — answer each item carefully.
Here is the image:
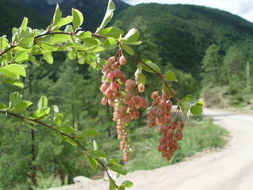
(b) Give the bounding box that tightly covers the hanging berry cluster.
[100,52,148,162]
[148,91,185,160]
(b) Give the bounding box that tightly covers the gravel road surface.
[49,110,253,190]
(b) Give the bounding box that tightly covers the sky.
[123,0,253,23]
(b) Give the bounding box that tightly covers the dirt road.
[50,110,253,190]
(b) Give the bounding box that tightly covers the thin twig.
[0,44,17,56]
[0,30,109,57]
[34,31,74,41]
[0,110,120,189]
[132,56,178,102]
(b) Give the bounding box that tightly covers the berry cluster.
[147,91,184,160]
[158,121,184,160]
[100,55,148,162]
[148,91,172,127]
[100,56,126,107]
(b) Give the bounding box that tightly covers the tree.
[201,44,222,86]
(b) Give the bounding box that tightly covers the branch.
[0,110,120,189]
[132,56,178,102]
[34,31,75,41]
[0,43,18,56]
[0,30,109,57]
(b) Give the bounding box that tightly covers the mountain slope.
[115,4,253,77]
[0,0,47,37]
[0,0,129,37]
[17,0,130,31]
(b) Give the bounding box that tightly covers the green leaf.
[182,95,196,103]
[0,104,6,111]
[122,44,134,55]
[142,61,161,73]
[32,107,50,119]
[83,38,99,47]
[190,102,204,115]
[11,101,32,113]
[53,105,59,114]
[126,41,142,45]
[43,52,54,64]
[180,101,191,115]
[3,80,24,88]
[52,4,62,25]
[108,160,127,175]
[15,51,30,62]
[50,33,72,42]
[0,36,9,50]
[109,165,127,175]
[62,136,77,147]
[93,140,98,151]
[72,8,84,29]
[0,70,20,80]
[80,129,99,139]
[9,92,22,107]
[86,154,98,171]
[59,126,76,134]
[20,17,28,30]
[19,29,35,47]
[164,71,177,81]
[0,64,26,77]
[78,31,92,40]
[57,16,73,28]
[98,26,124,38]
[77,52,86,64]
[38,96,48,109]
[121,181,133,188]
[67,50,76,60]
[41,43,58,52]
[104,37,117,48]
[89,150,107,158]
[135,65,145,84]
[54,113,64,126]
[109,180,117,190]
[96,0,115,33]
[64,25,73,33]
[123,28,140,43]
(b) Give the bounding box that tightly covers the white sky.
[123,0,253,23]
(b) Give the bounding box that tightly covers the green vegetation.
[201,44,252,107]
[127,119,228,171]
[1,1,249,189]
[0,0,47,36]
[115,3,253,107]
[115,4,253,79]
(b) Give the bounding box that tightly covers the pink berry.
[107,56,115,65]
[101,97,107,105]
[119,55,127,65]
[151,91,159,100]
[100,83,109,92]
[138,83,145,92]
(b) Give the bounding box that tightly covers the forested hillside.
[0,0,129,36]
[16,0,130,31]
[0,0,47,36]
[115,4,253,78]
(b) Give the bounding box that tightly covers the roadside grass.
[36,118,229,188]
[126,118,229,171]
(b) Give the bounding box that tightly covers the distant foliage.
[201,44,252,107]
[115,4,253,80]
